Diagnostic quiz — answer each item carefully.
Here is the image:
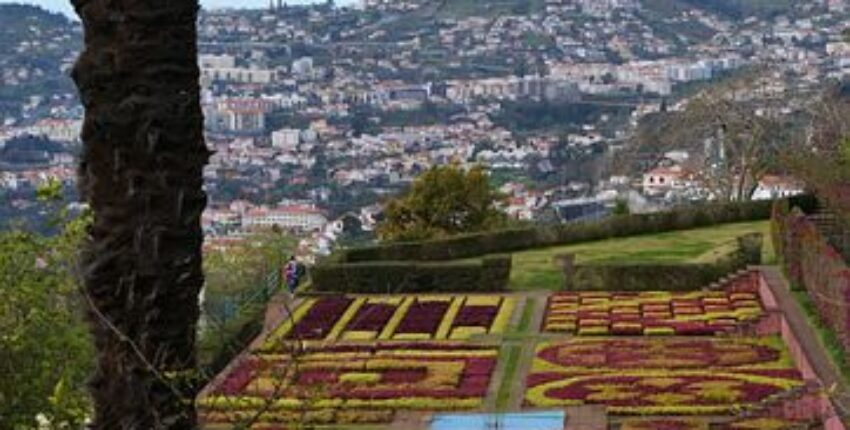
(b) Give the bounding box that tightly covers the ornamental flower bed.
[265,294,515,344]
[524,337,803,415]
[198,343,499,427]
[541,286,764,336]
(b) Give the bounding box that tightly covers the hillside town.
[1,0,848,257]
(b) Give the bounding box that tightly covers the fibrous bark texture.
[71,0,210,428]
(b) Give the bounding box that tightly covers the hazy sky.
[1,0,358,18]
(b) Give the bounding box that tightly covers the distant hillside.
[414,0,796,19]
[0,4,79,118]
[0,4,71,47]
[409,0,546,18]
[677,0,795,19]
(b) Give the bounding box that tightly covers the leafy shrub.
[311,255,512,293]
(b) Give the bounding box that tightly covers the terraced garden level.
[265,294,516,343]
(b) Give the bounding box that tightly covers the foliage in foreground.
[0,219,93,428]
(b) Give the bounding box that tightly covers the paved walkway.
[757,266,850,421]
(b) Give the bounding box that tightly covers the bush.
[310,255,512,293]
[338,199,780,263]
[567,233,762,291]
[571,264,732,292]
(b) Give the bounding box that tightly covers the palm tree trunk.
[71,0,209,428]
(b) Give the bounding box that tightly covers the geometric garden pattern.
[198,280,828,428]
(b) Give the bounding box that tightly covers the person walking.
[284,256,300,294]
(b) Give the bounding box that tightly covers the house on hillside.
[642,164,695,196]
[752,175,805,201]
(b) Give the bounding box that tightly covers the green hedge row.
[337,199,784,263]
[567,233,763,291]
[310,255,512,293]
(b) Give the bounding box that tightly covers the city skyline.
[0,0,359,18]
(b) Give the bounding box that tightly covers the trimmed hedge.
[310,255,512,293]
[337,199,784,263]
[566,233,764,291]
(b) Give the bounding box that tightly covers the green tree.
[378,165,507,242]
[790,86,850,218]
[0,217,93,428]
[198,231,295,376]
[612,199,631,216]
[629,69,794,201]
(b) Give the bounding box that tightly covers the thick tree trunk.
[71,0,209,428]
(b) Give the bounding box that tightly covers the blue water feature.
[430,411,566,430]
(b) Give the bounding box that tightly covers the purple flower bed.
[381,368,429,384]
[346,303,397,331]
[286,296,354,340]
[540,374,787,407]
[215,358,258,395]
[452,304,500,328]
[395,300,450,335]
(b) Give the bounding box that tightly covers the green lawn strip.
[505,297,536,336]
[516,297,536,333]
[507,221,772,291]
[792,290,850,384]
[495,345,523,411]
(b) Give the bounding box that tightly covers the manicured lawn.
[495,345,522,411]
[507,221,773,291]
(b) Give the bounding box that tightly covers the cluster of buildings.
[2,0,848,250]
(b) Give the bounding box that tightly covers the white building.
[199,54,274,84]
[242,205,328,231]
[642,165,693,196]
[271,128,301,150]
[292,57,314,79]
[752,175,805,201]
[205,99,274,133]
[29,119,82,143]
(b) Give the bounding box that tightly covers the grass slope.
[507,220,773,291]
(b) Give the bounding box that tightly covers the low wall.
[773,203,850,356]
[756,270,847,429]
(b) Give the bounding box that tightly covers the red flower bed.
[541,374,784,406]
[269,295,512,342]
[395,300,450,334]
[346,303,396,331]
[536,338,781,371]
[525,337,803,414]
[542,282,763,336]
[452,304,499,328]
[286,296,353,340]
[215,357,259,396]
[206,343,498,404]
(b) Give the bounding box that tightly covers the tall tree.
[790,84,850,218]
[628,69,796,201]
[70,0,210,428]
[378,165,507,242]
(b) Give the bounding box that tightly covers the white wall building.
[272,128,301,150]
[242,205,328,231]
[752,175,805,201]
